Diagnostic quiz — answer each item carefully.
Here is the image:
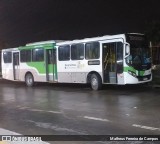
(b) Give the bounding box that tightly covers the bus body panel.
[57,59,102,83]
[19,63,46,82]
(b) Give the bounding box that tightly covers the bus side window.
[20,50,31,62]
[32,48,44,62]
[3,52,12,63]
[71,43,84,60]
[58,45,70,61]
[85,42,100,59]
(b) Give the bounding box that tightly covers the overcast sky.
[0,0,160,47]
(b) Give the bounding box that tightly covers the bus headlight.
[128,70,137,77]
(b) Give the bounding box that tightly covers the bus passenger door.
[13,52,20,80]
[102,42,124,84]
[103,42,117,84]
[46,49,57,82]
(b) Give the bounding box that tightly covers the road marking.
[132,124,160,131]
[17,106,62,114]
[0,128,50,144]
[28,109,44,112]
[83,116,110,122]
[29,109,62,114]
[47,110,62,114]
[0,128,20,135]
[17,106,30,110]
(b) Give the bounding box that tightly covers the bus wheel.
[91,73,102,90]
[25,73,34,87]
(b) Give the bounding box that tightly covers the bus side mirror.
[125,44,130,57]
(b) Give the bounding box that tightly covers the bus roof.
[1,47,19,51]
[26,40,64,46]
[56,34,126,46]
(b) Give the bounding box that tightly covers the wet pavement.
[0,79,160,144]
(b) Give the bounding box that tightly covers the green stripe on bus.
[139,71,145,76]
[124,66,136,73]
[26,62,57,75]
[124,66,145,76]
[18,43,55,50]
[27,62,45,74]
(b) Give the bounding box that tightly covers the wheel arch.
[25,71,34,80]
[87,71,102,84]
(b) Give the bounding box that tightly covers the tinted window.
[13,53,19,65]
[32,48,44,62]
[85,42,100,59]
[20,50,31,62]
[58,45,70,61]
[3,51,12,63]
[71,44,84,60]
[47,49,56,64]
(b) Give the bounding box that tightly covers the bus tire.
[91,73,102,90]
[25,73,34,87]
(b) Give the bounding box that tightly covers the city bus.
[1,33,152,90]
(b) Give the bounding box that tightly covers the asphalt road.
[0,79,160,144]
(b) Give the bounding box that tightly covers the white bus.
[1,33,152,90]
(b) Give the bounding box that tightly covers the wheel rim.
[29,77,32,84]
[27,75,33,85]
[91,77,98,87]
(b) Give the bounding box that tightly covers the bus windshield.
[126,34,151,70]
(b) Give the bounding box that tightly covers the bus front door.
[46,49,57,82]
[102,42,124,84]
[103,43,117,84]
[13,52,20,80]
